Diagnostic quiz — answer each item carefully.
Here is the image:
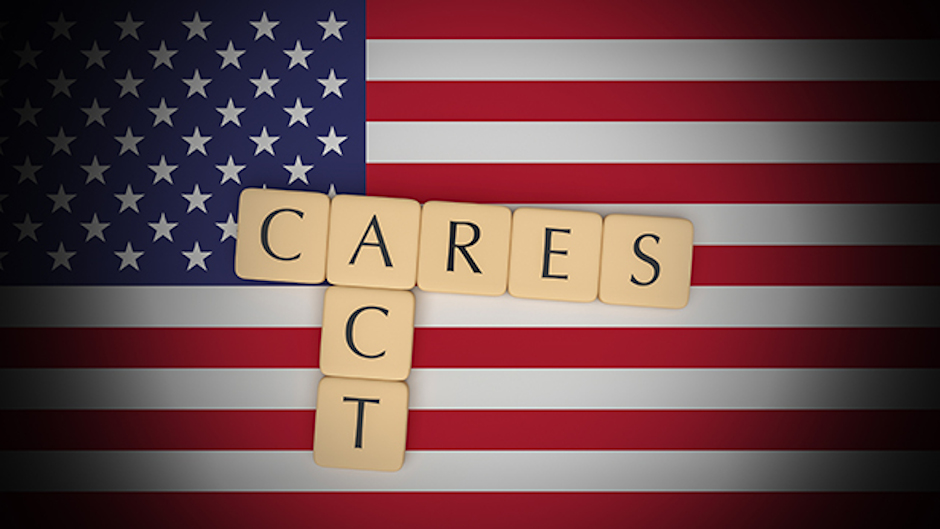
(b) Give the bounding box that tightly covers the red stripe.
[368,81,940,122]
[367,0,940,38]
[692,246,940,286]
[4,328,937,368]
[3,410,938,451]
[5,492,940,529]
[366,163,940,204]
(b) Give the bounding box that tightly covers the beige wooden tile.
[599,214,694,309]
[417,201,512,296]
[326,195,421,290]
[320,286,415,381]
[234,188,330,284]
[507,207,602,302]
[313,376,409,472]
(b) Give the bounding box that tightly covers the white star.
[183,12,211,40]
[82,156,109,184]
[284,154,313,185]
[182,184,211,213]
[115,184,144,213]
[183,70,211,98]
[317,11,347,41]
[216,155,245,185]
[148,213,178,242]
[116,13,143,40]
[48,70,75,98]
[250,12,279,40]
[16,42,41,68]
[81,98,109,126]
[47,127,76,155]
[284,40,313,69]
[317,68,347,98]
[115,242,144,271]
[48,242,76,271]
[15,100,40,126]
[182,127,211,156]
[15,214,42,241]
[149,41,177,69]
[217,41,245,69]
[47,185,76,213]
[249,69,278,98]
[216,213,238,242]
[115,70,143,98]
[250,126,279,156]
[48,13,76,40]
[16,157,41,184]
[216,98,245,127]
[81,213,110,242]
[317,126,347,156]
[149,155,177,184]
[149,98,177,127]
[327,183,337,198]
[116,127,143,155]
[284,97,312,127]
[82,41,109,68]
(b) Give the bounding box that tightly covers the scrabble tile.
[599,214,694,309]
[417,201,512,296]
[508,207,602,302]
[234,188,330,284]
[313,376,409,472]
[320,285,415,381]
[326,195,421,290]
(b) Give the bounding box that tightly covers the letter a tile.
[235,188,330,284]
[326,195,421,290]
[508,207,602,302]
[417,201,512,296]
[314,376,409,472]
[599,214,694,309]
[320,286,415,381]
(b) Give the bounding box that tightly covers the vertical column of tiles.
[326,195,421,290]
[234,189,330,284]
[599,214,694,309]
[508,207,603,302]
[417,201,512,296]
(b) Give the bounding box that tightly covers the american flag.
[2,0,939,527]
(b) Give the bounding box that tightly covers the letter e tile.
[314,376,409,472]
[599,214,694,309]
[326,195,421,290]
[235,188,330,284]
[417,201,512,296]
[320,286,415,381]
[508,207,602,302]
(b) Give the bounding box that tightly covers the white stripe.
[367,122,940,163]
[1,286,936,328]
[367,40,940,81]
[3,450,937,491]
[3,368,937,410]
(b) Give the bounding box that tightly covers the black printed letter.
[343,396,380,449]
[261,208,303,261]
[447,221,482,273]
[542,227,571,279]
[349,215,393,267]
[630,233,661,286]
[345,305,388,359]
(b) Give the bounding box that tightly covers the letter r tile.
[599,214,694,309]
[417,201,512,296]
[508,207,602,302]
[234,188,330,284]
[314,376,409,472]
[320,286,415,381]
[326,195,421,290]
